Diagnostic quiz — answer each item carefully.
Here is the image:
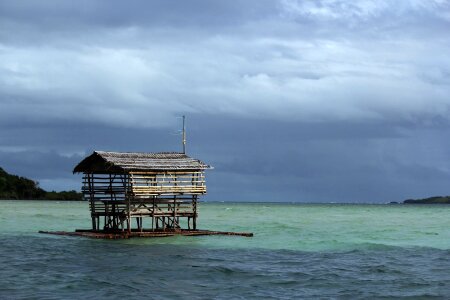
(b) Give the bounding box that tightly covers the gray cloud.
[1,0,449,126]
[0,0,449,202]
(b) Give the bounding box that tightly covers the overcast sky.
[1,0,449,202]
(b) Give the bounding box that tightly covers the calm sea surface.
[1,201,450,299]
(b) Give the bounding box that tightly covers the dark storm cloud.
[0,0,277,32]
[191,115,450,202]
[0,0,449,202]
[0,150,83,192]
[0,150,81,179]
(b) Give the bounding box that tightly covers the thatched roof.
[73,151,211,173]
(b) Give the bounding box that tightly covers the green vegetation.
[0,167,82,200]
[403,196,450,204]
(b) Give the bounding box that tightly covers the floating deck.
[39,229,253,239]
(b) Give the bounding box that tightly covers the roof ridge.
[96,150,185,154]
[74,150,211,173]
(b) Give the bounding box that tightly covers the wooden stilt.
[193,196,197,230]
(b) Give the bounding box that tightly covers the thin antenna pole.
[182,115,186,154]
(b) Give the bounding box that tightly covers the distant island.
[0,167,82,200]
[403,196,450,204]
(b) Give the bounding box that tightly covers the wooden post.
[152,197,155,231]
[173,196,177,229]
[87,173,96,231]
[193,195,197,230]
[127,173,133,234]
[127,176,131,235]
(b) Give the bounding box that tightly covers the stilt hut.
[73,151,211,233]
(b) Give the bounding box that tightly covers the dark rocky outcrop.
[403,196,450,204]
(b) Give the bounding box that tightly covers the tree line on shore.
[0,167,82,200]
[403,196,450,204]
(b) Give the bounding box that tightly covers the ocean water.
[1,201,450,299]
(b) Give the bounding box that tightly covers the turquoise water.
[1,201,450,298]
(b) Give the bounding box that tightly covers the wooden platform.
[39,229,253,239]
